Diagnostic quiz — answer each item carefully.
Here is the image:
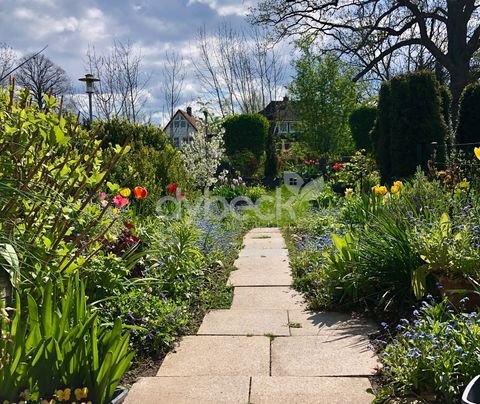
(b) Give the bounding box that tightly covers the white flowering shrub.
[182,122,225,190]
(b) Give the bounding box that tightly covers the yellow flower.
[372,185,388,196]
[3,401,9,404]
[393,180,404,190]
[391,184,400,194]
[55,389,66,401]
[111,208,119,215]
[474,147,480,160]
[63,388,71,401]
[74,388,88,401]
[41,401,49,404]
[344,188,354,199]
[120,188,131,197]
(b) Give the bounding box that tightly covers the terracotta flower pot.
[436,275,480,311]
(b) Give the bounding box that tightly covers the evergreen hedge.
[349,105,377,152]
[456,83,480,144]
[373,71,448,180]
[223,113,269,158]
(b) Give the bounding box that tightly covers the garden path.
[125,228,378,403]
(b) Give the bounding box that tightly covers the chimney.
[186,106,192,116]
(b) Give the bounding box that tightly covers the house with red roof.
[163,106,200,148]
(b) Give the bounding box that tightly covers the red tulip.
[332,163,343,171]
[133,186,148,199]
[166,183,177,194]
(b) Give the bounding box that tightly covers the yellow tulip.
[372,185,388,196]
[391,185,400,194]
[393,180,404,190]
[120,188,131,197]
[474,147,480,160]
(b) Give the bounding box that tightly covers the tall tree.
[0,43,16,87]
[15,54,71,108]
[85,40,149,123]
[195,24,285,116]
[289,46,360,154]
[252,0,480,117]
[161,50,185,120]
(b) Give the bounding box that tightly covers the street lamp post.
[78,73,99,124]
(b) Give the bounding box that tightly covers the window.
[279,122,288,133]
[288,122,296,134]
[174,120,180,128]
[288,177,298,186]
[180,120,186,127]
[173,137,180,147]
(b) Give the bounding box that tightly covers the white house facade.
[163,107,199,149]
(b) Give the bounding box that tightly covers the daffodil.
[344,188,354,199]
[120,188,131,197]
[474,147,480,160]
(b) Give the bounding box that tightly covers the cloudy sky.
[0,0,292,123]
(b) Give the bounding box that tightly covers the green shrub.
[373,71,448,180]
[0,89,128,280]
[349,105,377,152]
[223,113,268,159]
[264,126,279,183]
[230,149,261,177]
[245,184,268,202]
[96,118,187,202]
[456,83,480,144]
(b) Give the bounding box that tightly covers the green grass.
[241,186,312,228]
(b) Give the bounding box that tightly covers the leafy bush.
[349,105,377,152]
[377,300,480,402]
[456,83,480,144]
[223,113,268,160]
[96,118,187,202]
[245,185,268,202]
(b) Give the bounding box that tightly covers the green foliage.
[0,88,129,280]
[264,126,279,183]
[378,300,480,402]
[245,184,268,202]
[289,47,359,154]
[456,83,480,144]
[349,105,377,152]
[96,118,187,200]
[373,71,449,180]
[223,113,269,159]
[0,275,133,403]
[230,149,261,177]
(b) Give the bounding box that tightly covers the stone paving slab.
[158,336,270,376]
[250,376,373,404]
[244,232,285,240]
[233,256,290,272]
[197,309,290,336]
[243,238,287,249]
[125,376,250,404]
[232,287,306,310]
[271,336,378,376]
[239,248,288,257]
[229,267,292,287]
[287,310,376,337]
[248,227,282,234]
